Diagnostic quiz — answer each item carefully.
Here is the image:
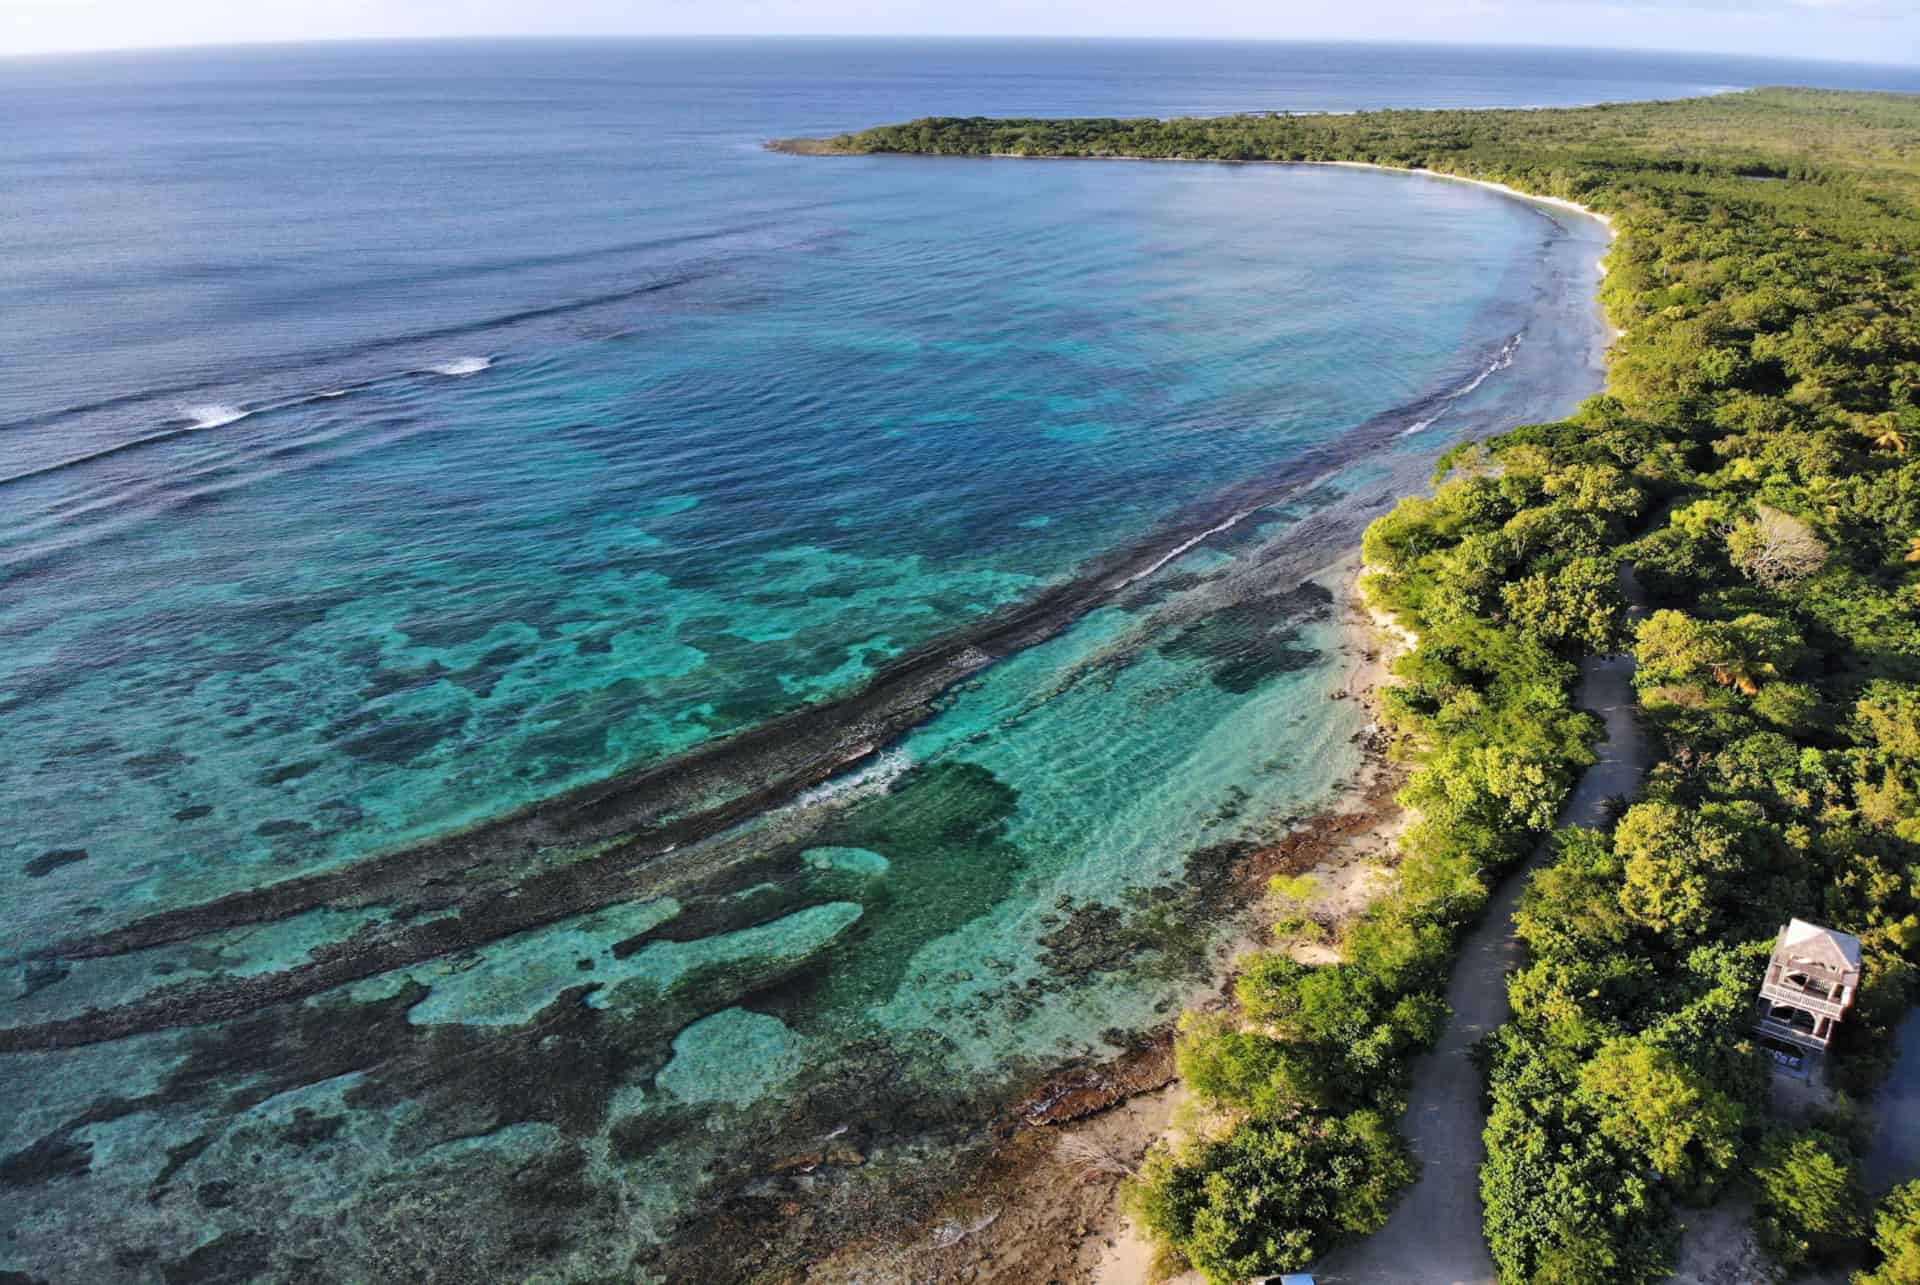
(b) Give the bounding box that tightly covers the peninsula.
[778,89,1920,1284]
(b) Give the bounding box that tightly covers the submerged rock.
[656,1008,806,1106]
[768,1144,865,1174]
[23,848,87,878]
[801,846,891,878]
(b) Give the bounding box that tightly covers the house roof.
[1777,918,1863,973]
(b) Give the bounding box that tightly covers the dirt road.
[1313,570,1647,1283]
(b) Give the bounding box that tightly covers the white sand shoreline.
[954,149,1627,337]
[1314,158,1613,233]
[952,150,1615,232]
[1312,162,1626,339]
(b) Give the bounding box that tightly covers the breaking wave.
[1399,332,1523,436]
[424,356,493,377]
[180,403,252,429]
[793,750,915,812]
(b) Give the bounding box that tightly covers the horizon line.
[4,33,1917,74]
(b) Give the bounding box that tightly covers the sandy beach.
[772,138,1620,247]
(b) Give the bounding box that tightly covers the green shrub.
[1750,1128,1866,1268]
[1857,1180,1920,1285]
[1127,1110,1415,1284]
[1176,1013,1327,1115]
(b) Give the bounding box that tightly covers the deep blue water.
[0,38,1902,1283]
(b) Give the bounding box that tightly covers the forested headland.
[784,90,1920,1284]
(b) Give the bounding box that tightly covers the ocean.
[2,38,1914,1282]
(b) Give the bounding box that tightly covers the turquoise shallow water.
[0,39,1642,1282]
[5,159,1534,951]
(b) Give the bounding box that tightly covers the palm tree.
[1871,416,1909,455]
[1906,534,1920,564]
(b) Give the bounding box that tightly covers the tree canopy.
[809,88,1920,1283]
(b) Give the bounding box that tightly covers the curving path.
[1314,567,1647,1283]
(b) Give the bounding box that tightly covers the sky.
[0,0,1914,64]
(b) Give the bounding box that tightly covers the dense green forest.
[808,89,1920,1283]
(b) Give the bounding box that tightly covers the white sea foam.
[425,356,493,377]
[1452,362,1497,399]
[1395,333,1523,438]
[1114,508,1256,591]
[1453,332,1522,398]
[793,750,913,811]
[180,403,251,429]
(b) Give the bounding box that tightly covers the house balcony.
[1760,977,1850,1020]
[1756,1004,1836,1050]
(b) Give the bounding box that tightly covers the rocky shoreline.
[766,564,1414,1285]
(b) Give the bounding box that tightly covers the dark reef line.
[3,309,1545,1053]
